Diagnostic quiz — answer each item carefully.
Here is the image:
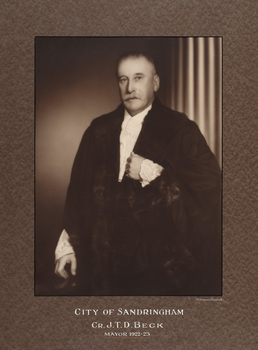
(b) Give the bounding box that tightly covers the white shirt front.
[118,105,152,182]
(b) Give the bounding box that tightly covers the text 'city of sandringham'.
[74,308,184,316]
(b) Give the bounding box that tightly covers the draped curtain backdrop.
[169,37,222,167]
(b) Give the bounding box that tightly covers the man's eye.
[119,78,127,83]
[135,76,143,81]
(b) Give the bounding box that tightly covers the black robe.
[63,98,221,295]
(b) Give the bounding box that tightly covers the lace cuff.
[55,229,75,262]
[140,159,164,187]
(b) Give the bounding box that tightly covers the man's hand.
[55,253,77,279]
[126,152,145,180]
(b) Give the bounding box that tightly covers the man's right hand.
[55,253,77,279]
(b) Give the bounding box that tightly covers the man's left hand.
[126,152,145,180]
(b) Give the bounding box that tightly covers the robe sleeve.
[148,120,221,292]
[62,125,95,254]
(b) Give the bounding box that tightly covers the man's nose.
[126,79,135,93]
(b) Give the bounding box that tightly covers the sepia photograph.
[35,37,222,296]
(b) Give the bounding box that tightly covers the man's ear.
[154,74,160,92]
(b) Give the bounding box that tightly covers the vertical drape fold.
[170,37,222,166]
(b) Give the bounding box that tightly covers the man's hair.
[116,51,157,76]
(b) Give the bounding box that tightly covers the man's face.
[117,56,160,116]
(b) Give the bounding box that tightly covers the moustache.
[124,96,139,101]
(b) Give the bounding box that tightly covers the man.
[54,52,221,296]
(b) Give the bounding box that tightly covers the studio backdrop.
[35,37,222,294]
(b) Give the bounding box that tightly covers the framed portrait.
[1,2,256,346]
